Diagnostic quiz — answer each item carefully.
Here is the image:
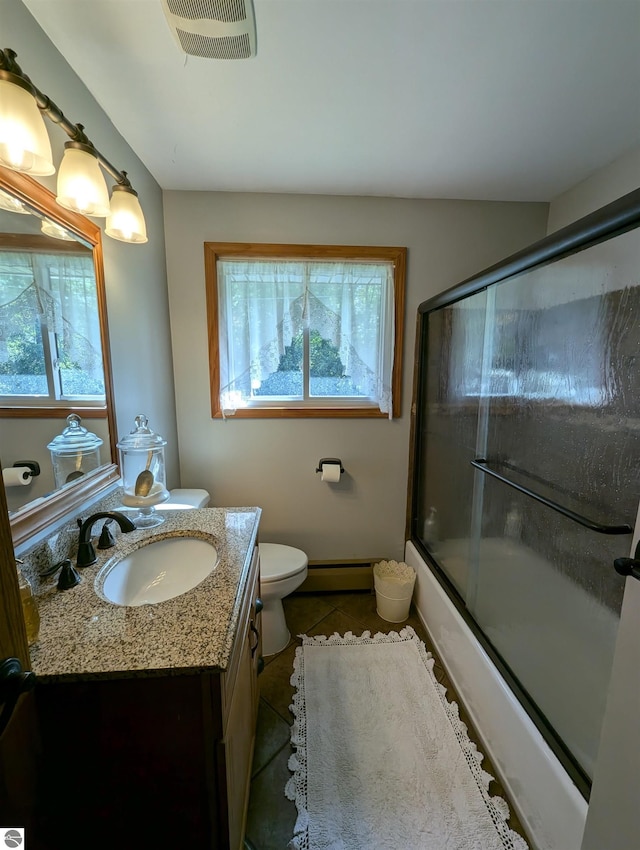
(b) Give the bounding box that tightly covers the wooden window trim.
[204,243,406,419]
[0,233,92,253]
[1,406,108,419]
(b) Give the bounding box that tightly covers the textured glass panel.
[416,291,487,595]
[413,224,639,783]
[471,229,640,778]
[471,477,624,779]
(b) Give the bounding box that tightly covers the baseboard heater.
[298,559,381,593]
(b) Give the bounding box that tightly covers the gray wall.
[4,3,550,562]
[3,2,180,486]
[163,191,548,560]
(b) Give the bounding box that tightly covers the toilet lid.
[259,543,308,581]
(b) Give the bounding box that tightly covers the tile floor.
[244,590,530,850]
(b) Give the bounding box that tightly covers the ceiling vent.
[161,0,257,59]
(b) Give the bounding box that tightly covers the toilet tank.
[159,489,210,509]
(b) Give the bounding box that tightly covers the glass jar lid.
[47,414,104,455]
[117,414,167,451]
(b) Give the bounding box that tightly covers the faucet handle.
[39,559,81,590]
[56,559,81,591]
[97,520,116,550]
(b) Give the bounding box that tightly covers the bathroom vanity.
[28,507,262,850]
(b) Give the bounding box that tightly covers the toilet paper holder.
[2,460,41,488]
[10,460,40,478]
[315,457,345,474]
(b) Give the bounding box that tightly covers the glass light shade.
[41,218,75,240]
[0,187,31,214]
[105,184,148,243]
[0,77,55,176]
[56,143,111,217]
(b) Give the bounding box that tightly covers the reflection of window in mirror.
[0,165,118,547]
[0,236,105,407]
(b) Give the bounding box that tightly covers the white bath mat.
[286,627,528,850]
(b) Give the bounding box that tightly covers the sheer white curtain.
[0,250,96,333]
[217,258,394,416]
[38,253,103,389]
[0,250,102,396]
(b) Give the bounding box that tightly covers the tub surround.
[406,541,587,850]
[29,505,261,681]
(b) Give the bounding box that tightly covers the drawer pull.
[254,597,263,614]
[249,620,260,657]
[257,657,265,676]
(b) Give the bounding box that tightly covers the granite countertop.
[29,507,261,682]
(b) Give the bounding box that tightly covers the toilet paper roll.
[2,466,32,487]
[321,463,342,483]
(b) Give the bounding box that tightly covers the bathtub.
[405,539,588,850]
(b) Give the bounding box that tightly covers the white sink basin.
[96,536,219,606]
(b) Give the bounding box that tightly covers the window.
[0,244,105,407]
[205,243,406,418]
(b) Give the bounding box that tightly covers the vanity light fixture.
[0,73,54,175]
[105,179,147,244]
[0,48,148,244]
[56,140,111,217]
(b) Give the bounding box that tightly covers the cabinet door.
[219,546,261,850]
[223,623,255,850]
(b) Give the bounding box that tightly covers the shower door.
[412,190,640,794]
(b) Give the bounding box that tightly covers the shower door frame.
[407,186,640,800]
[580,503,640,850]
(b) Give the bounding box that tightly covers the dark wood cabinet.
[33,547,262,850]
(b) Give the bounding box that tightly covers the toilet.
[258,543,308,656]
[156,488,210,509]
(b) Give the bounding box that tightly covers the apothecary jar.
[117,414,168,526]
[47,414,103,489]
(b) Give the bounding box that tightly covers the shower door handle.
[614,558,640,581]
[614,542,640,581]
[471,458,633,535]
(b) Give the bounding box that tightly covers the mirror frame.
[0,165,119,547]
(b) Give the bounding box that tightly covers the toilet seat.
[259,543,307,582]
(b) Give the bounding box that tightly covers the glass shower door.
[415,289,487,598]
[415,227,639,783]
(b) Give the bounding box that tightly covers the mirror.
[0,165,118,547]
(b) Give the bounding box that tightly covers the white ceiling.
[21,0,640,202]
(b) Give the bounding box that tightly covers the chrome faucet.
[76,511,136,568]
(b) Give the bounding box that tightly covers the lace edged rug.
[285,627,529,850]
